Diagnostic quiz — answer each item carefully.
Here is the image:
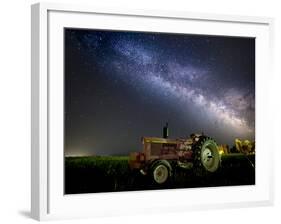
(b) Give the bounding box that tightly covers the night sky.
[64,28,255,156]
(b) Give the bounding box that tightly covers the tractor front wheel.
[151,162,170,184]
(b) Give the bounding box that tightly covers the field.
[65,154,255,194]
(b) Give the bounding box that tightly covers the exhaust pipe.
[163,122,169,138]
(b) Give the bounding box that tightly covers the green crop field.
[66,156,129,172]
[65,154,255,194]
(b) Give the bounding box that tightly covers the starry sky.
[64,28,255,156]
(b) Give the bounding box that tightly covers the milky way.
[64,29,255,156]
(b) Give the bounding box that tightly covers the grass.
[65,156,134,194]
[65,156,129,176]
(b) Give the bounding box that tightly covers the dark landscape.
[65,154,255,194]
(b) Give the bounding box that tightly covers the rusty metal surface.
[129,136,197,170]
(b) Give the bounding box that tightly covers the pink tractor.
[129,124,221,184]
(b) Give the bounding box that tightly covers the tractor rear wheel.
[193,136,220,176]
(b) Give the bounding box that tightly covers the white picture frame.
[31,2,274,221]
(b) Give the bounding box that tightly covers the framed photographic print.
[31,2,274,221]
